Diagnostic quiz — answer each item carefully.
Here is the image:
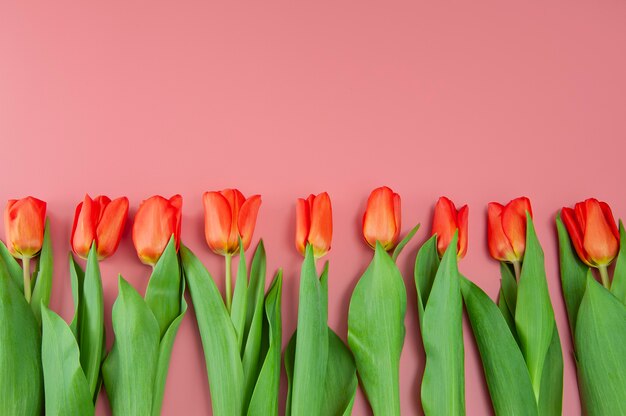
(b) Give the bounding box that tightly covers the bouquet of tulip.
[347,187,419,415]
[284,193,357,416]
[181,189,283,415]
[461,198,563,415]
[40,195,128,415]
[102,195,187,415]
[413,197,468,415]
[0,197,52,415]
[556,198,626,415]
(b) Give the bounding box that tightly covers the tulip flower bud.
[561,198,619,268]
[132,195,182,266]
[203,189,261,255]
[296,192,332,258]
[71,195,129,260]
[431,196,468,258]
[4,197,47,259]
[487,197,532,263]
[362,186,401,251]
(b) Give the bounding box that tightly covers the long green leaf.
[41,305,94,416]
[145,237,181,338]
[610,220,626,304]
[292,245,328,416]
[575,275,626,416]
[556,214,588,335]
[247,271,283,416]
[68,254,85,338]
[322,330,358,416]
[348,242,406,416]
[181,245,244,416]
[392,223,420,262]
[0,240,23,290]
[78,244,105,399]
[537,325,563,416]
[284,332,296,416]
[102,276,160,415]
[515,214,557,400]
[31,219,53,325]
[231,242,248,349]
[420,234,465,416]
[0,262,43,415]
[460,276,537,416]
[413,235,440,325]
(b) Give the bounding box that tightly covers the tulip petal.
[238,195,262,251]
[457,204,469,259]
[308,192,332,258]
[487,202,516,262]
[599,201,620,240]
[71,195,96,259]
[561,207,591,266]
[432,197,457,257]
[502,197,531,260]
[96,197,129,259]
[203,192,233,255]
[221,189,245,251]
[133,196,180,265]
[295,198,311,256]
[169,195,183,250]
[583,199,619,266]
[363,187,398,250]
[5,197,47,258]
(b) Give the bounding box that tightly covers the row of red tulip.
[4,189,620,282]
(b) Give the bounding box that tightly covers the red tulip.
[203,189,261,255]
[71,195,129,260]
[296,192,332,258]
[431,196,468,258]
[488,197,533,263]
[561,198,619,268]
[132,195,182,266]
[362,186,401,250]
[4,197,47,259]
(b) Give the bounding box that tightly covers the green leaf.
[0,263,43,415]
[575,276,626,415]
[497,289,517,339]
[460,276,538,416]
[247,271,283,416]
[392,223,420,262]
[231,242,248,349]
[292,245,328,416]
[284,332,296,416]
[537,325,563,416]
[413,234,440,325]
[322,330,358,416]
[348,242,406,416]
[181,245,244,416]
[31,219,53,325]
[145,237,182,338]
[78,244,105,400]
[420,234,465,416]
[102,276,160,416]
[41,305,94,416]
[68,254,85,338]
[0,240,24,290]
[515,214,558,400]
[610,220,626,304]
[242,241,268,407]
[556,214,589,335]
[500,262,517,316]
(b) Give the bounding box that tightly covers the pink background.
[2,1,626,414]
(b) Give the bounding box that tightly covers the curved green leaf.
[348,242,406,416]
[284,332,296,416]
[292,245,328,416]
[41,305,94,416]
[102,276,160,416]
[420,234,465,416]
[414,235,440,324]
[460,276,537,416]
[0,240,23,290]
[392,223,420,262]
[68,254,85,338]
[31,219,53,325]
[145,237,181,337]
[610,220,626,304]
[575,276,626,416]
[537,325,563,416]
[231,242,248,349]
[0,264,43,416]
[181,245,244,416]
[322,330,358,416]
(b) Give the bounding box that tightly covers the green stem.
[598,265,610,289]
[23,257,31,303]
[512,260,522,281]
[225,253,232,312]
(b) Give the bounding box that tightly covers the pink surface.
[2,1,626,414]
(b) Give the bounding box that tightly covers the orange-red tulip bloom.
[71,195,129,260]
[487,197,533,263]
[4,197,47,259]
[295,192,332,258]
[132,195,182,266]
[203,189,261,255]
[561,198,620,268]
[362,186,401,251]
[432,196,468,258]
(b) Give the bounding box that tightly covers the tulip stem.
[598,265,610,289]
[513,261,522,281]
[225,253,232,312]
[23,257,31,303]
